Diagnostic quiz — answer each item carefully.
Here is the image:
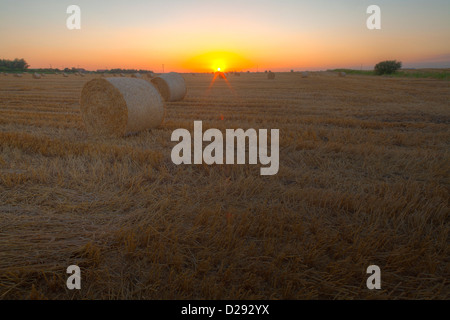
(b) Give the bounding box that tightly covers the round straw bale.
[302,71,309,78]
[267,72,275,80]
[151,72,187,102]
[339,72,346,77]
[131,73,142,78]
[33,73,41,79]
[80,78,164,137]
[63,73,69,77]
[14,73,22,78]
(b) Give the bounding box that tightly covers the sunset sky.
[0,0,449,72]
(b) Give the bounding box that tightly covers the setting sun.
[182,51,253,73]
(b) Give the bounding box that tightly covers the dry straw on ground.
[80,77,165,137]
[151,72,187,102]
[0,72,448,300]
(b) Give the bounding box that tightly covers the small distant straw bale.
[267,72,275,80]
[131,73,142,78]
[339,72,346,77]
[63,73,69,77]
[151,72,187,102]
[302,72,309,78]
[80,77,165,137]
[33,73,41,79]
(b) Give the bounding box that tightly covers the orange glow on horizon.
[183,51,253,73]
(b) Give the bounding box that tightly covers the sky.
[0,0,449,72]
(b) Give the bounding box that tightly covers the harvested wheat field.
[0,72,449,299]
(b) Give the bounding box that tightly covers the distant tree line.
[0,58,29,71]
[0,59,155,74]
[106,68,154,74]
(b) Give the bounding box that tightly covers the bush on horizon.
[374,60,402,75]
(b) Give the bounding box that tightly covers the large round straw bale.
[339,72,346,77]
[267,72,275,80]
[80,78,164,137]
[151,72,187,102]
[33,73,41,79]
[302,72,309,78]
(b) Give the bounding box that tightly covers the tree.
[0,58,29,71]
[374,60,402,75]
